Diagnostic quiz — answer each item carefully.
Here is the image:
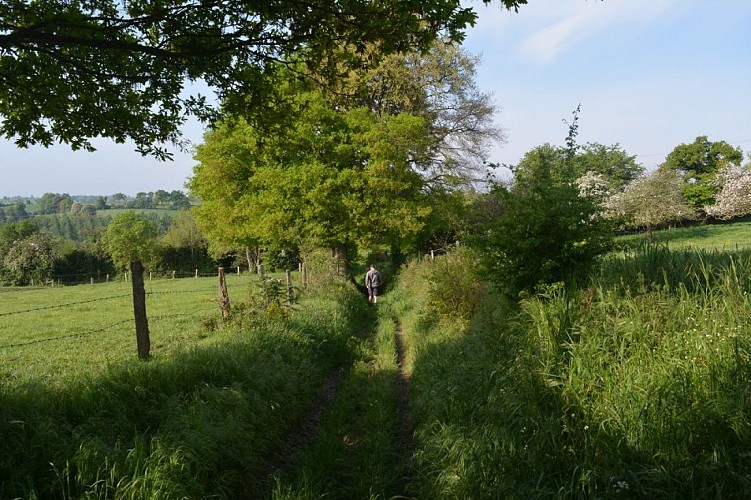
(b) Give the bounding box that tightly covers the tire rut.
[394,319,416,495]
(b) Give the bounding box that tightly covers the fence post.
[172,270,176,280]
[286,270,292,304]
[431,249,434,262]
[195,269,199,278]
[218,267,231,321]
[90,277,94,285]
[106,274,110,283]
[237,266,240,275]
[149,272,152,281]
[258,264,265,278]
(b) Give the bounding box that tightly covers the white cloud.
[517,0,682,64]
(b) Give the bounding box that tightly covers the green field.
[618,220,751,251]
[96,207,181,218]
[0,273,261,386]
[4,222,751,498]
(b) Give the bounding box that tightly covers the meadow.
[4,224,751,498]
[0,272,371,498]
[618,220,751,251]
[0,273,257,386]
[383,242,751,497]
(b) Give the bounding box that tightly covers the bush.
[472,177,613,298]
[426,248,487,322]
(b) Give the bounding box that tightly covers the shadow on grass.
[0,291,367,499]
[405,299,751,498]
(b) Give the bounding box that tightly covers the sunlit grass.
[618,220,751,251]
[0,275,364,499]
[0,274,265,386]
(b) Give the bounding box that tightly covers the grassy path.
[269,303,416,499]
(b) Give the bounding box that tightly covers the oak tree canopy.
[0,0,527,159]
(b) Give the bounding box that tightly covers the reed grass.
[389,244,751,498]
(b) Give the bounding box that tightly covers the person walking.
[365,264,381,304]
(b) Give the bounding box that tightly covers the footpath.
[256,300,416,499]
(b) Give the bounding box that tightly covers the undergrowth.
[0,279,365,499]
[390,245,751,498]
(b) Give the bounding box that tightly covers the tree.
[36,193,72,214]
[606,166,697,239]
[158,210,213,272]
[664,135,744,210]
[327,38,504,189]
[0,220,40,283]
[574,142,644,190]
[473,171,613,297]
[94,196,109,210]
[2,231,59,285]
[0,0,527,158]
[190,85,433,274]
[705,166,751,220]
[472,107,615,296]
[514,142,643,191]
[103,211,157,359]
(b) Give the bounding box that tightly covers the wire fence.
[0,274,259,350]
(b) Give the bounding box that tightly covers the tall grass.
[0,279,366,499]
[390,245,751,498]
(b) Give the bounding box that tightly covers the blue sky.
[1,0,749,197]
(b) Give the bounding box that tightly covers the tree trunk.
[218,267,231,321]
[130,260,151,360]
[332,244,349,277]
[245,246,260,274]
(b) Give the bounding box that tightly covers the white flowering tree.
[705,166,751,220]
[605,167,697,240]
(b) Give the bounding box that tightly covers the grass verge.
[0,280,366,499]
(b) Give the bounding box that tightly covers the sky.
[0,0,749,197]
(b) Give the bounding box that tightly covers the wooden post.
[431,249,434,262]
[149,272,152,281]
[237,266,240,275]
[172,270,176,280]
[258,264,265,278]
[106,274,109,283]
[286,270,292,304]
[90,277,94,285]
[218,267,231,321]
[130,260,151,360]
[195,269,199,278]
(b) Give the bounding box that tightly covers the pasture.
[0,273,259,387]
[618,220,751,250]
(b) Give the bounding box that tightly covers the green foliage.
[664,135,744,209]
[2,230,60,285]
[473,178,613,297]
[190,81,433,257]
[0,0,526,158]
[473,109,615,296]
[35,192,72,214]
[608,165,697,235]
[514,142,643,191]
[386,249,751,498]
[426,248,488,321]
[103,210,158,269]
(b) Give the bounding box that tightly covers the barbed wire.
[0,293,132,317]
[0,319,132,349]
[0,306,221,350]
